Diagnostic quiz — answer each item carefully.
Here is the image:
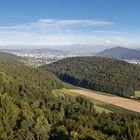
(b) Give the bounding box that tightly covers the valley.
[1,0,140,139]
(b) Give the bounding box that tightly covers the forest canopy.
[40,56,140,97]
[0,61,140,140]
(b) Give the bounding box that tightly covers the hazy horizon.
[1,44,140,54]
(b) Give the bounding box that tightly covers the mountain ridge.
[96,46,140,59]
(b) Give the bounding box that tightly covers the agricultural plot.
[70,89,140,113]
[55,88,140,114]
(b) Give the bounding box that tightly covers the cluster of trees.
[0,61,140,139]
[1,91,140,140]
[41,57,140,97]
[0,62,63,99]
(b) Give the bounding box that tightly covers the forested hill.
[40,56,140,97]
[0,51,21,62]
[0,61,140,139]
[96,46,140,60]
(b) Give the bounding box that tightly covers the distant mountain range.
[96,46,140,60]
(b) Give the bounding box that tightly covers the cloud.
[93,30,121,34]
[0,19,113,31]
[38,19,113,26]
[105,40,111,44]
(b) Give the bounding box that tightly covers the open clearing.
[70,89,140,113]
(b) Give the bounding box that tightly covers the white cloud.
[93,30,121,34]
[105,40,111,44]
[0,19,113,31]
[38,19,113,26]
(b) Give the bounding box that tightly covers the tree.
[0,93,19,139]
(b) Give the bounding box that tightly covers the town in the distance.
[1,46,140,67]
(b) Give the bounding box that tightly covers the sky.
[0,0,140,50]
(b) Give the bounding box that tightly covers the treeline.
[41,57,140,97]
[0,61,140,139]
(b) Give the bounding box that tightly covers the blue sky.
[0,0,140,49]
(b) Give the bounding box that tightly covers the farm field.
[70,89,140,113]
[56,88,140,114]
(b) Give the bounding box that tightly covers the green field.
[99,104,140,115]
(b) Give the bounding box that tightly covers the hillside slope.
[0,62,63,99]
[97,46,140,59]
[0,62,140,139]
[40,57,140,97]
[0,51,22,62]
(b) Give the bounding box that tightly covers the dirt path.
[70,89,140,113]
